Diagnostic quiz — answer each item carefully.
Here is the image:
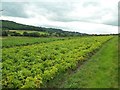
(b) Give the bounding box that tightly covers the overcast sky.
[0,0,119,34]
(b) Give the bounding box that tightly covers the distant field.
[2,36,65,48]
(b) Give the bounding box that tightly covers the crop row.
[2,37,65,48]
[2,36,113,88]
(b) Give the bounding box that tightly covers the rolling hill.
[0,20,87,37]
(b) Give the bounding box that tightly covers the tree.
[23,32,29,36]
[2,30,8,36]
[29,32,40,37]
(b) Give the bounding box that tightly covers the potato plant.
[2,36,113,88]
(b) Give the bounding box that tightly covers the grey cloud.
[32,2,73,19]
[83,1,100,7]
[1,1,118,26]
[2,2,28,18]
[104,20,118,26]
[30,2,82,22]
[32,2,118,26]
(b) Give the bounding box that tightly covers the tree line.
[1,30,85,37]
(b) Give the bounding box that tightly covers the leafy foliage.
[2,36,113,88]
